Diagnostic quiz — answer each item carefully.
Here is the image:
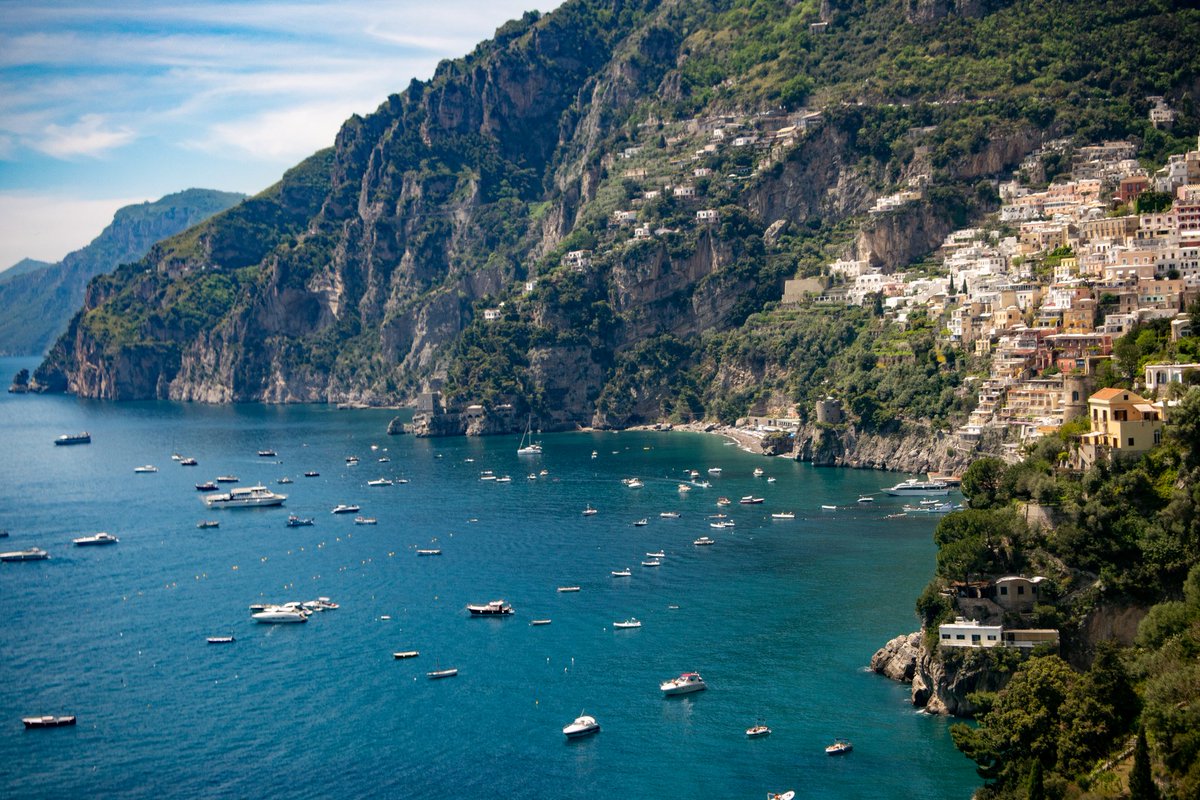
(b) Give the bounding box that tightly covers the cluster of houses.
[939,575,1061,651]
[786,131,1200,464]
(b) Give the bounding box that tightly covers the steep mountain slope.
[0,189,245,356]
[0,258,53,284]
[35,0,1200,420]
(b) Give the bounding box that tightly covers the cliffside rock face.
[855,201,955,273]
[793,422,975,477]
[871,632,1013,716]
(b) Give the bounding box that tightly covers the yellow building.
[1076,388,1163,467]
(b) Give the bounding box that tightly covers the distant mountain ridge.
[0,189,245,356]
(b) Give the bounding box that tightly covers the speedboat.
[884,478,950,496]
[625,478,643,489]
[659,511,680,519]
[767,476,776,483]
[707,467,722,475]
[821,504,837,511]
[195,481,218,491]
[354,516,377,525]
[367,478,393,487]
[54,432,90,446]
[693,536,715,546]
[857,495,874,503]
[717,497,732,506]
[378,456,390,463]
[642,559,661,567]
[416,549,442,556]
[582,505,598,516]
[611,568,632,577]
[710,521,731,529]
[633,518,648,527]
[563,714,600,739]
[22,715,77,728]
[557,586,581,592]
[0,547,49,562]
[660,672,706,695]
[740,496,764,504]
[825,739,853,755]
[134,464,158,473]
[286,515,314,527]
[207,636,235,644]
[530,619,552,626]
[753,468,764,477]
[646,551,665,558]
[466,599,513,616]
[252,607,308,623]
[613,618,642,629]
[771,512,795,520]
[72,532,119,546]
[202,485,286,508]
[768,792,795,800]
[746,722,772,737]
[257,449,276,457]
[331,504,360,514]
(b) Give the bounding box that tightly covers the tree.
[961,457,1007,508]
[1130,724,1160,800]
[10,367,29,387]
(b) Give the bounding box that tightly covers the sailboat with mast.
[517,414,542,456]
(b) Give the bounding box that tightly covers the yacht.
[825,738,853,755]
[884,478,950,496]
[54,432,90,446]
[693,536,715,546]
[202,485,287,509]
[582,505,598,516]
[134,465,158,473]
[563,714,600,739]
[611,568,632,577]
[72,532,119,546]
[367,478,393,487]
[286,516,314,527]
[517,416,543,456]
[0,547,49,562]
[613,618,642,629]
[466,599,513,616]
[660,672,706,695]
[252,607,309,623]
[331,504,360,514]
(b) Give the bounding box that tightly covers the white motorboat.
[495,475,512,483]
[611,568,632,577]
[659,511,680,518]
[642,559,661,567]
[753,468,764,477]
[884,478,950,496]
[660,672,706,695]
[22,715,77,728]
[746,722,772,737]
[202,485,287,508]
[717,497,731,506]
[582,505,598,516]
[72,532,119,546]
[768,792,795,800]
[197,520,220,529]
[633,518,648,527]
[427,667,458,679]
[277,476,293,484]
[0,547,49,562]
[821,504,837,511]
[354,516,377,525]
[740,496,764,504]
[393,650,419,659]
[530,619,552,626]
[252,608,308,623]
[646,551,665,558]
[767,476,776,483]
[563,714,600,738]
[466,599,513,616]
[625,478,643,488]
[771,512,795,520]
[133,464,158,473]
[613,618,642,629]
[707,467,722,475]
[207,636,235,644]
[331,504,360,514]
[693,536,715,546]
[557,586,581,592]
[257,449,277,457]
[857,495,874,503]
[710,521,731,529]
[479,471,497,481]
[825,738,853,755]
[416,549,442,556]
[677,483,692,493]
[591,451,598,459]
[367,478,393,487]
[517,415,543,455]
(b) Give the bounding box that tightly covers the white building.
[939,617,1003,649]
[1144,362,1200,393]
[696,209,719,224]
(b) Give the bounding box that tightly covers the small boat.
[216,475,239,483]
[821,504,837,511]
[770,512,795,520]
[753,468,764,477]
[345,456,359,464]
[746,721,772,737]
[625,478,643,489]
[495,475,512,483]
[395,478,409,484]
[528,473,538,480]
[611,569,632,577]
[134,464,158,473]
[331,504,360,514]
[54,432,90,446]
[427,667,458,679]
[378,456,390,463]
[557,586,581,592]
[416,549,442,556]
[693,536,715,546]
[172,453,183,461]
[707,467,722,475]
[303,471,320,477]
[207,636,235,644]
[646,551,665,558]
[195,481,218,491]
[393,650,419,659]
[716,497,732,506]
[613,618,642,629]
[196,520,220,529]
[633,519,648,527]
[466,599,513,616]
[22,715,76,728]
[257,449,276,457]
[825,738,853,755]
[0,547,49,562]
[530,619,552,626]
[354,516,377,525]
[591,451,598,459]
[688,470,700,478]
[367,478,393,487]
[642,559,661,567]
[180,457,198,466]
[766,477,776,483]
[479,471,497,481]
[563,714,600,739]
[72,532,119,546]
[659,511,680,519]
[768,792,796,800]
[660,672,706,695]
[582,505,598,516]
[740,496,764,504]
[285,516,314,527]
[517,415,543,456]
[692,480,711,488]
[857,496,874,503]
[710,521,731,529]
[677,483,692,493]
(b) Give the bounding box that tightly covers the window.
[1154,429,1162,444]
[941,633,950,640]
[971,635,981,642]
[987,635,997,641]
[1017,586,1025,595]
[956,634,965,640]
[1128,437,1135,447]
[999,586,1008,595]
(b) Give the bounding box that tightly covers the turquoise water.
[0,357,979,799]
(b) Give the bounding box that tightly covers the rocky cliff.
[871,632,1014,716]
[791,421,975,476]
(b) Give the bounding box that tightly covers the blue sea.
[0,356,979,799]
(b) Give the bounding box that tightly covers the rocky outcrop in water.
[792,421,976,477]
[871,632,1012,716]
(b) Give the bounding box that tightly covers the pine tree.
[1129,724,1159,800]
[1027,760,1045,800]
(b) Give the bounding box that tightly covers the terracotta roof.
[1090,387,1129,401]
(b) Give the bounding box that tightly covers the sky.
[0,0,558,271]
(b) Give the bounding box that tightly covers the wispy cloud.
[36,115,137,159]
